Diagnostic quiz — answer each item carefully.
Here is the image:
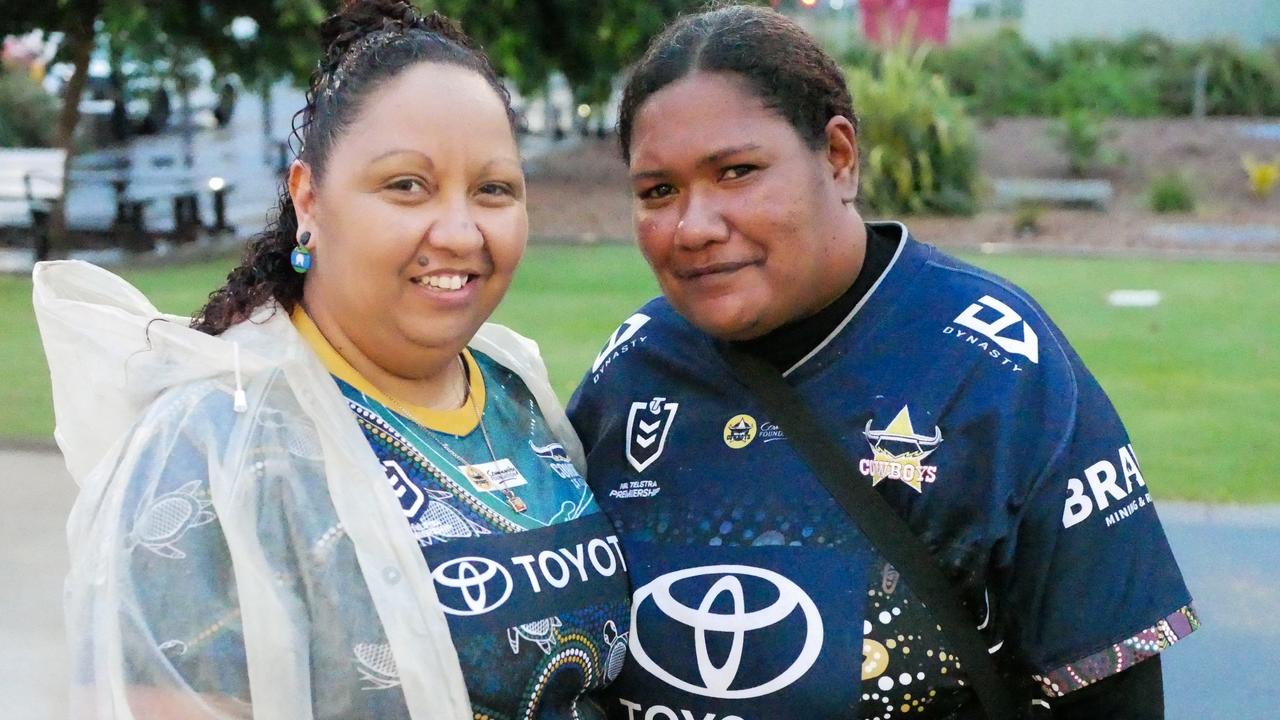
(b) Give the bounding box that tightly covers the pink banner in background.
[860,0,951,46]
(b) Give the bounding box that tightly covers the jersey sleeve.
[566,385,600,457]
[567,358,614,460]
[997,353,1198,699]
[69,388,253,717]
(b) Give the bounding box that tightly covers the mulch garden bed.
[525,118,1280,258]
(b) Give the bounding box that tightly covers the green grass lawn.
[3,245,1276,503]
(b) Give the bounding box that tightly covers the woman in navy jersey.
[35,2,628,717]
[568,5,1196,719]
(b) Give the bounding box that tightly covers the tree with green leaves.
[3,0,702,257]
[434,0,703,128]
[2,0,325,257]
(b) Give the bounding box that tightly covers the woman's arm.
[67,388,253,718]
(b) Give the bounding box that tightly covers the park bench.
[0,148,64,234]
[1,148,235,261]
[992,177,1114,210]
[1,148,150,259]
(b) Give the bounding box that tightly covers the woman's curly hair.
[191,0,514,335]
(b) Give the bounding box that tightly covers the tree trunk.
[47,0,103,260]
[260,80,274,166]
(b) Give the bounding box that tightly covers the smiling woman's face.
[628,71,861,341]
[292,62,526,378]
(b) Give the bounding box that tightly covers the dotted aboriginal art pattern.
[1032,605,1200,697]
[859,563,968,719]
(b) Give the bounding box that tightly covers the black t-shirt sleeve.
[1051,655,1164,719]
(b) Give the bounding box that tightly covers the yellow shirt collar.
[291,306,484,435]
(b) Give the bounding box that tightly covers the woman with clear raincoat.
[33,2,630,718]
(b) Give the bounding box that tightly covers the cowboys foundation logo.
[860,406,942,492]
[431,556,514,616]
[630,565,824,699]
[626,396,679,472]
[723,414,758,449]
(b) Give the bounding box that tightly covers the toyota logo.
[630,565,823,699]
[432,557,513,616]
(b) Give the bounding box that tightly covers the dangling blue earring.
[291,231,312,274]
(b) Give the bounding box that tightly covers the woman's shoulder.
[109,379,247,490]
[471,322,586,467]
[471,321,540,363]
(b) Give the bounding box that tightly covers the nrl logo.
[859,406,942,492]
[626,396,679,472]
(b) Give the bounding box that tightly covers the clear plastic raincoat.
[33,260,585,719]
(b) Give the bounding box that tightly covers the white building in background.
[1021,0,1280,48]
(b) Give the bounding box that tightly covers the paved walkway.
[1,449,1275,717]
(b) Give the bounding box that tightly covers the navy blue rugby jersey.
[567,226,1197,720]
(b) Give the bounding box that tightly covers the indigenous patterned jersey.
[568,226,1197,720]
[334,351,630,720]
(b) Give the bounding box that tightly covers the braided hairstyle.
[192,0,515,335]
[616,2,857,164]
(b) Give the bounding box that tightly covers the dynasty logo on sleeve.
[592,313,651,383]
[944,294,1040,372]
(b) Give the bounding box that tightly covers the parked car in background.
[43,55,232,143]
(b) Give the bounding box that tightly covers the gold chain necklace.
[376,356,528,514]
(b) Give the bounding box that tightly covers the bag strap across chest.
[721,346,1021,720]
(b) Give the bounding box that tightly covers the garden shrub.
[1109,32,1179,68]
[0,70,59,148]
[1149,173,1196,213]
[925,28,1046,119]
[847,45,980,215]
[1193,41,1280,116]
[839,42,879,74]
[1050,109,1119,176]
[1241,154,1279,200]
[913,31,1280,118]
[1012,201,1043,236]
[1042,62,1163,117]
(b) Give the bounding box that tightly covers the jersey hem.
[1031,603,1200,697]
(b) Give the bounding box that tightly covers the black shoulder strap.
[721,346,1020,720]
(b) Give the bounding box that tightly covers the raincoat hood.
[33,260,281,482]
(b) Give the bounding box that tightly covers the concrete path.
[1159,503,1280,718]
[0,450,76,719]
[1,449,1275,718]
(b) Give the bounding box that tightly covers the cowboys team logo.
[859,406,942,492]
[529,440,583,482]
[626,396,679,472]
[723,414,758,449]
